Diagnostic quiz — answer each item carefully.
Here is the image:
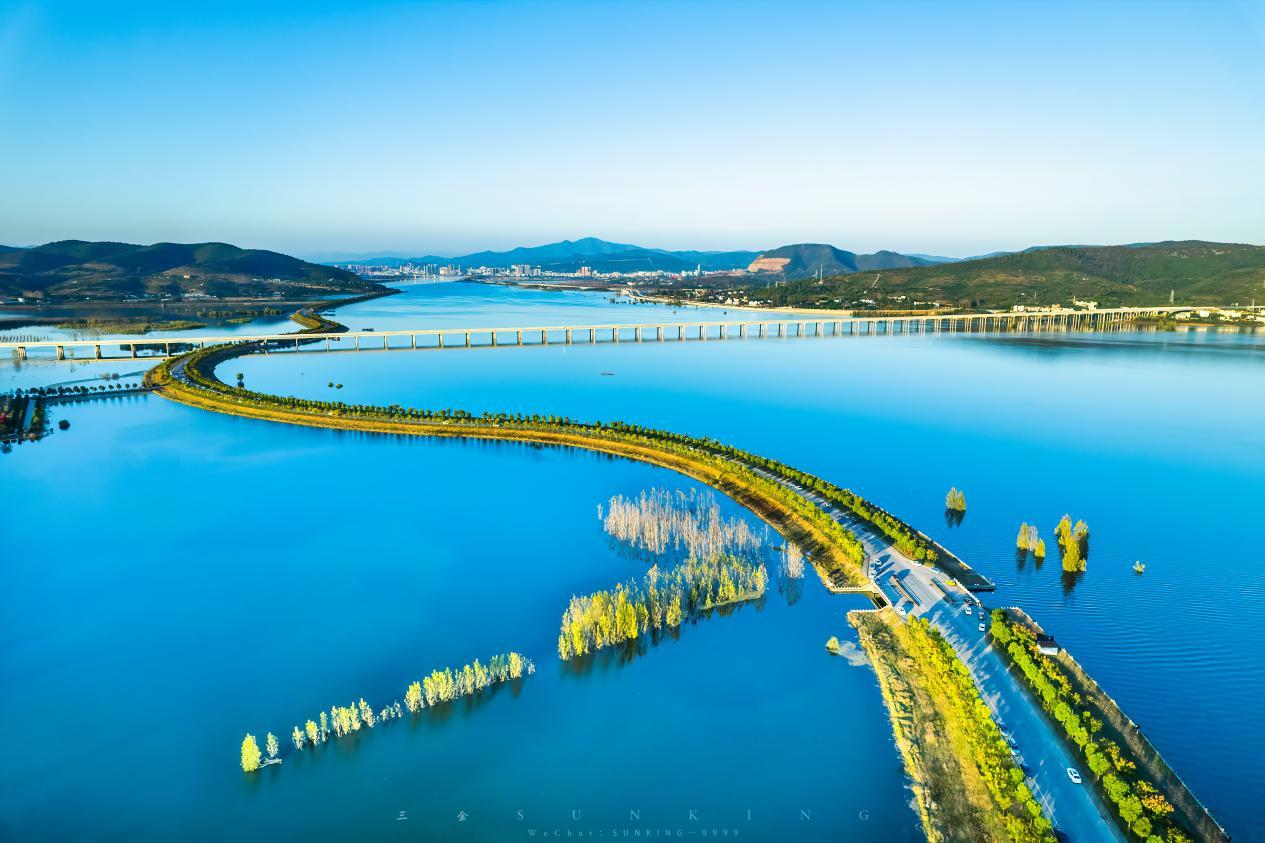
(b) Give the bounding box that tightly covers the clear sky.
[2,0,1263,258]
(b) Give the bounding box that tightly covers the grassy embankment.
[851,608,1053,843]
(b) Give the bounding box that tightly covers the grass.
[850,608,1051,843]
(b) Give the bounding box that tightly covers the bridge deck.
[0,305,1193,360]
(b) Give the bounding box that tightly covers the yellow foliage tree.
[241,734,262,772]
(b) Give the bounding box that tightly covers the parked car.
[1067,767,1082,784]
[965,606,973,616]
[978,623,986,632]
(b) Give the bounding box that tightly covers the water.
[0,394,915,842]
[4,282,1263,840]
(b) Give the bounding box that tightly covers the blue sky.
[2,0,1263,258]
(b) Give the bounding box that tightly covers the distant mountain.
[745,241,1265,309]
[747,244,858,277]
[0,240,373,301]
[322,237,947,278]
[855,250,939,271]
[907,253,960,264]
[745,244,939,279]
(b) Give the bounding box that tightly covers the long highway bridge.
[1,305,1197,361]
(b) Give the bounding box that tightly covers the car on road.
[978,623,986,632]
[964,606,973,616]
[1066,767,1082,784]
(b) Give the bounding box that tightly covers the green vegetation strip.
[851,609,1052,843]
[558,556,767,659]
[990,610,1223,843]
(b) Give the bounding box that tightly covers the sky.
[1,0,1263,259]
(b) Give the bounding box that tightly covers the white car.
[965,606,973,616]
[1067,768,1082,785]
[978,623,986,633]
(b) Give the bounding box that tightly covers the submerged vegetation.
[242,652,534,774]
[1016,523,1046,560]
[781,541,805,579]
[600,487,765,563]
[557,556,767,660]
[851,609,1053,843]
[1054,514,1090,572]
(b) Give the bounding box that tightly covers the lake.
[3,282,1263,841]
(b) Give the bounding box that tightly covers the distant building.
[1035,635,1060,656]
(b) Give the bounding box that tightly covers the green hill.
[748,244,859,277]
[747,241,1265,309]
[0,240,374,301]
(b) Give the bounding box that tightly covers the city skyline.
[3,1,1263,257]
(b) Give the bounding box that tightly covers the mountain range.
[322,237,947,278]
[0,241,370,301]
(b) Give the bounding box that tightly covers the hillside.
[744,241,1265,309]
[745,244,937,279]
[0,241,374,301]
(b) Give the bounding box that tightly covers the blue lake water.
[4,282,1263,841]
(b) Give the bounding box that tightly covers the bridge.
[0,305,1192,361]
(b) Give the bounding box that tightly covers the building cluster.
[341,262,715,285]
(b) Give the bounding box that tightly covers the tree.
[405,682,423,713]
[241,734,262,772]
[265,732,279,760]
[292,726,305,750]
[305,720,319,746]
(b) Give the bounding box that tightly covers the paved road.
[766,472,1125,842]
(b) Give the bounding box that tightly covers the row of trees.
[1015,523,1047,558]
[558,556,767,660]
[990,611,1189,842]
[902,617,1053,843]
[240,652,534,772]
[945,487,967,512]
[405,652,534,711]
[1054,514,1090,572]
